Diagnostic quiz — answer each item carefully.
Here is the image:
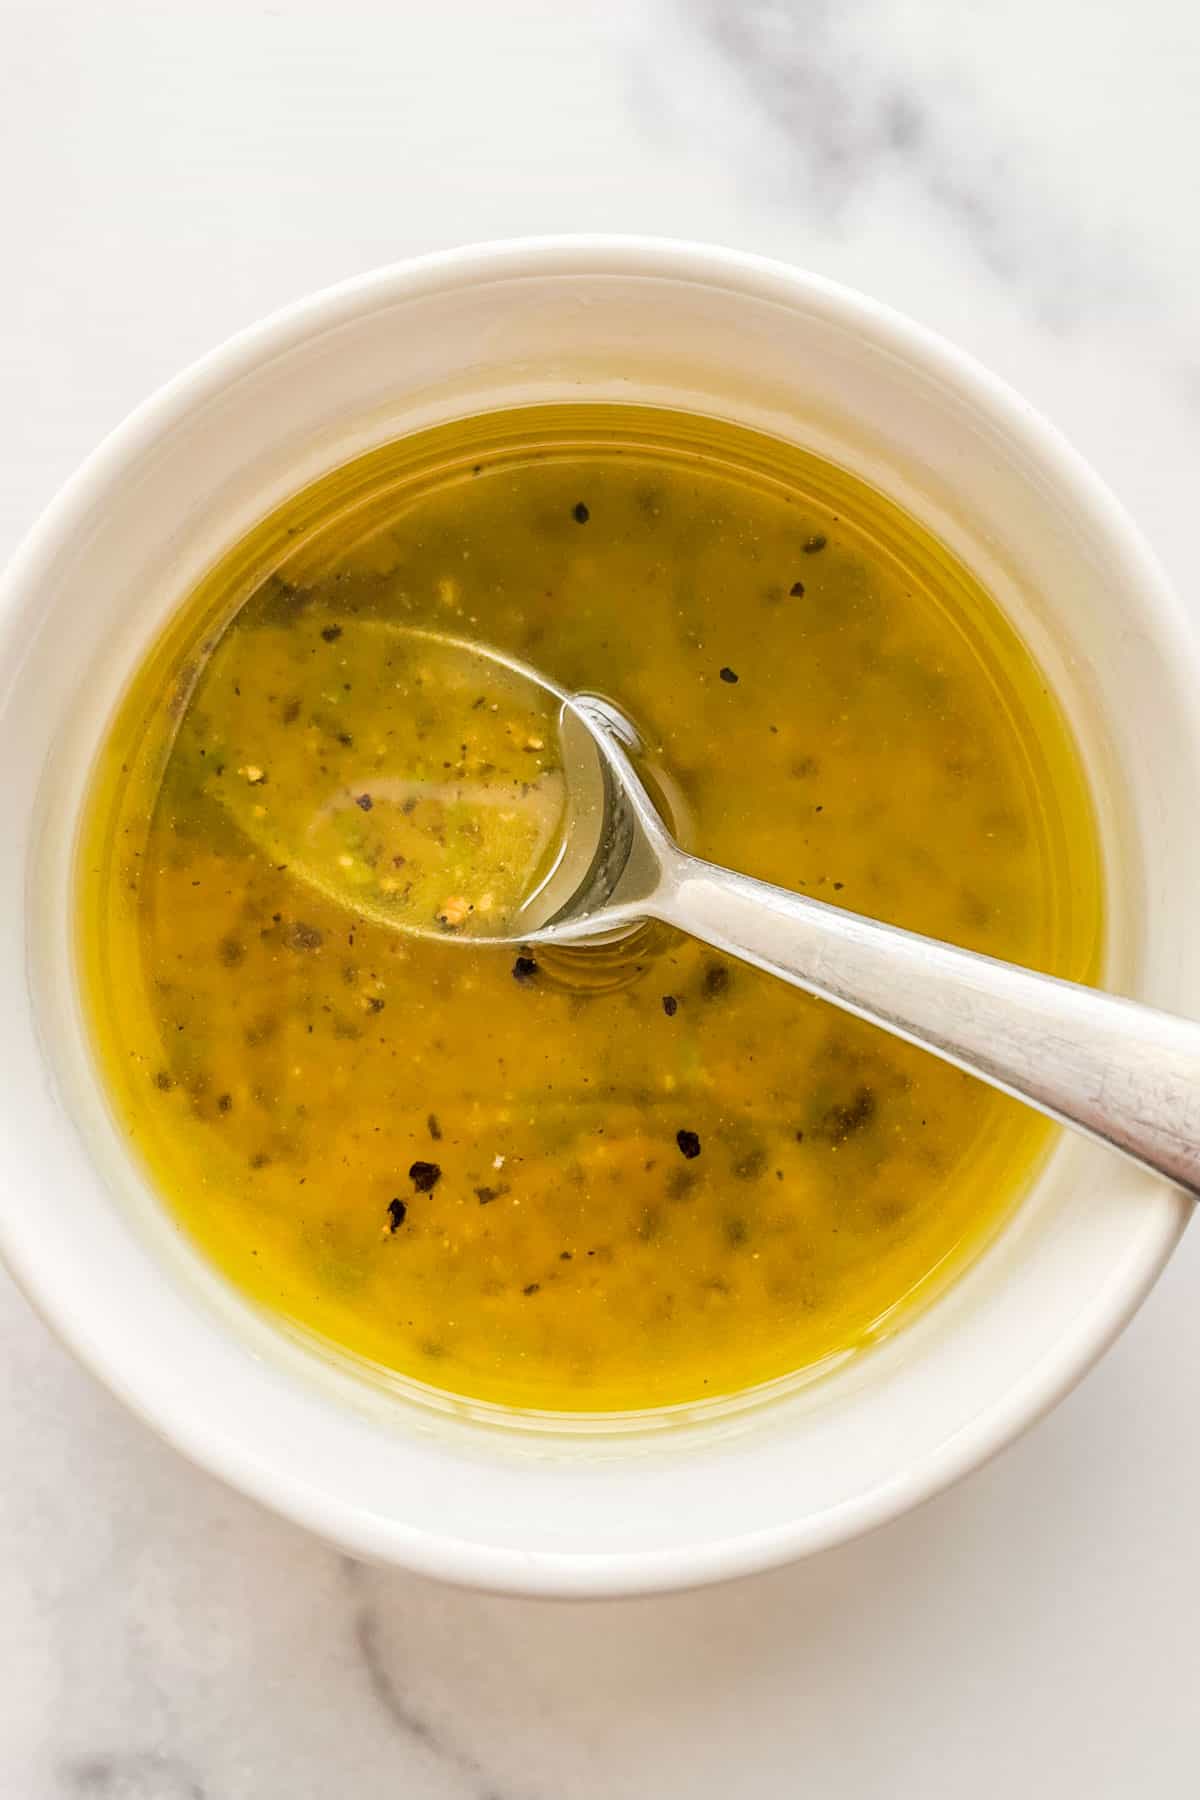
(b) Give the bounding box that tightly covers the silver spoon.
[224,625,1200,1197]
[520,692,1200,1199]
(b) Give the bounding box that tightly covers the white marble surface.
[3,1,1200,1793]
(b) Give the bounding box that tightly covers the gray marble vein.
[58,1753,206,1800]
[343,1561,510,1800]
[683,0,1142,324]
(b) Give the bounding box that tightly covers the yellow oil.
[77,405,1103,1412]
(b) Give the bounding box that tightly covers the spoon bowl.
[215,624,571,944]
[215,624,674,951]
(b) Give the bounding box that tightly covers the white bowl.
[1,237,1196,1597]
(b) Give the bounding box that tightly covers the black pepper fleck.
[803,533,828,554]
[702,963,730,998]
[387,1198,407,1231]
[321,624,343,642]
[409,1160,441,1192]
[217,1093,233,1114]
[718,666,739,684]
[512,955,539,984]
[355,793,373,812]
[522,1282,541,1296]
[676,1129,702,1160]
[662,994,678,1017]
[789,580,806,597]
[572,501,590,524]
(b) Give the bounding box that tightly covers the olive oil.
[78,406,1103,1411]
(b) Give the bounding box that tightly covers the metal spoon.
[224,626,1200,1197]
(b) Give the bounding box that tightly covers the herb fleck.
[702,963,730,998]
[818,1086,876,1142]
[427,1112,443,1141]
[803,533,827,554]
[284,921,324,952]
[522,1282,541,1296]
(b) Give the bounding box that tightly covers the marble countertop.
[4,2,1200,1794]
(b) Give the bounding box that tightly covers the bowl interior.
[2,241,1195,1594]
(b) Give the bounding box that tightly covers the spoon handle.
[655,855,1200,1198]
